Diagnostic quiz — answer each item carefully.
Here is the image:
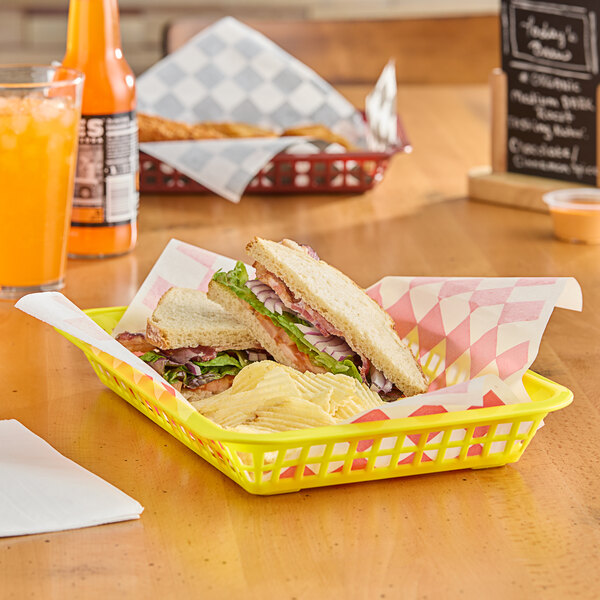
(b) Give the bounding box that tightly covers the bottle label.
[71,111,139,227]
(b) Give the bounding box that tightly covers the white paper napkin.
[0,420,143,538]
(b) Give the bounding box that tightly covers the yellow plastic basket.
[57,306,573,495]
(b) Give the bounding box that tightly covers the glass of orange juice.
[0,65,84,299]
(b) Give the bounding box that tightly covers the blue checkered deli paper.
[137,17,397,201]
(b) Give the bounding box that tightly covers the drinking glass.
[0,65,84,299]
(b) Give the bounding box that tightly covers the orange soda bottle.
[62,0,138,258]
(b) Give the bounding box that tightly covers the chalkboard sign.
[501,0,599,185]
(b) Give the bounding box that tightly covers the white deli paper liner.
[16,240,581,468]
[137,17,398,201]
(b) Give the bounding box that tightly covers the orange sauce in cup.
[543,190,600,245]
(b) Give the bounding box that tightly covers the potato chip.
[253,398,336,429]
[309,389,333,413]
[191,362,384,433]
[228,360,277,392]
[251,369,303,398]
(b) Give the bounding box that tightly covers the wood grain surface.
[165,16,500,84]
[1,84,599,599]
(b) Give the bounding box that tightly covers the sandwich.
[207,238,429,399]
[116,287,270,400]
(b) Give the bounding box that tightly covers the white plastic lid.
[543,188,600,211]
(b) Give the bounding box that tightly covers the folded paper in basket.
[137,17,397,201]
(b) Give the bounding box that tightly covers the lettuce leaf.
[212,263,362,382]
[140,350,245,388]
[193,353,246,368]
[140,350,162,363]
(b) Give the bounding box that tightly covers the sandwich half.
[208,238,428,399]
[116,287,269,400]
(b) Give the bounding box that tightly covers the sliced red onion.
[300,244,320,260]
[296,324,355,361]
[369,365,393,394]
[187,372,222,389]
[185,362,203,376]
[278,240,320,260]
[247,350,269,362]
[152,357,168,375]
[142,354,202,376]
[245,279,290,315]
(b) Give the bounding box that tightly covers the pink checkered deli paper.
[17,240,582,437]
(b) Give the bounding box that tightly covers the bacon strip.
[161,345,217,364]
[115,332,156,354]
[359,356,371,381]
[187,374,235,394]
[116,332,219,365]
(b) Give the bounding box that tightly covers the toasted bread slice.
[146,287,259,350]
[242,237,428,396]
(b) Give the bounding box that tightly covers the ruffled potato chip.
[191,362,384,433]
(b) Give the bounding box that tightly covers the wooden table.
[2,84,599,599]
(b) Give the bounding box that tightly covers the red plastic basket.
[139,118,410,195]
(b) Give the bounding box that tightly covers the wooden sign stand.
[468,68,599,212]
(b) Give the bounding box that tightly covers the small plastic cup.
[543,188,600,245]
